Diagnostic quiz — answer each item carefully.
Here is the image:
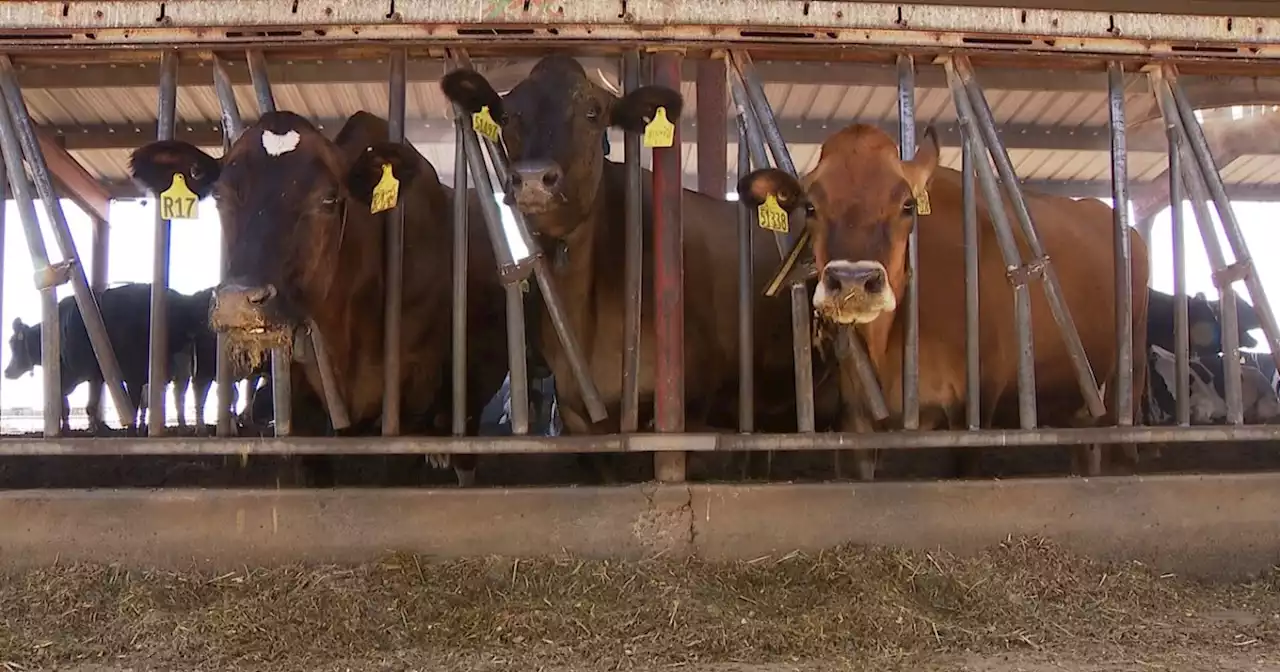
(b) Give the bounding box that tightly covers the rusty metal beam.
[35,134,110,223]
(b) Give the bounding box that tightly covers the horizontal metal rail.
[3,426,1280,456]
[0,1,1278,57]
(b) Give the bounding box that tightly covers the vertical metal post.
[954,57,1104,421]
[87,214,107,428]
[451,115,469,436]
[946,60,1037,428]
[1107,62,1134,428]
[212,53,240,436]
[1168,66,1280,379]
[962,129,981,430]
[1168,128,1191,427]
[147,50,178,436]
[0,85,61,435]
[381,48,407,436]
[897,54,920,431]
[736,118,754,433]
[651,50,686,483]
[0,57,135,430]
[696,58,728,197]
[621,50,643,433]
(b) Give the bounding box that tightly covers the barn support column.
[381,48,407,436]
[620,49,643,434]
[1165,65,1280,407]
[446,49,607,430]
[86,213,108,429]
[1166,126,1192,427]
[947,55,1106,435]
[0,55,135,434]
[897,54,920,430]
[1108,62,1135,439]
[211,53,238,437]
[146,50,178,437]
[651,49,687,483]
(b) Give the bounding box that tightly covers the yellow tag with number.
[159,173,199,221]
[370,163,400,214]
[757,193,789,233]
[915,188,932,216]
[643,106,675,148]
[472,105,501,142]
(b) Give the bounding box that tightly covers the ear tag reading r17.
[370,163,400,214]
[757,194,789,234]
[159,173,199,221]
[915,188,932,216]
[643,106,675,148]
[472,106,502,142]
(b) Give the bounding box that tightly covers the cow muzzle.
[813,260,896,325]
[509,159,565,215]
[211,281,292,368]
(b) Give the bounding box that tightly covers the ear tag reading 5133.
[472,106,501,142]
[915,189,932,216]
[643,106,675,148]
[757,194,789,234]
[159,173,199,221]
[370,163,400,214]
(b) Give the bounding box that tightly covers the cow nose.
[510,160,565,207]
[825,264,887,296]
[245,285,277,306]
[212,282,278,330]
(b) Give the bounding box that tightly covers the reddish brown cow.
[440,56,839,475]
[739,124,1149,479]
[128,111,510,486]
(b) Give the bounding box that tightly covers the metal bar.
[962,127,981,430]
[727,50,816,433]
[0,84,61,436]
[1168,126,1191,427]
[696,58,728,197]
[897,53,920,431]
[504,284,530,435]
[621,49,643,434]
[211,53,240,437]
[247,49,275,114]
[448,48,607,425]
[87,215,106,430]
[955,56,1104,421]
[0,56,135,431]
[1167,66,1280,380]
[652,50,686,483]
[451,117,469,437]
[271,350,292,434]
[381,48,407,436]
[1107,61,1134,428]
[307,318,349,430]
[147,50,178,436]
[737,116,754,434]
[946,59,1037,429]
[10,423,1280,457]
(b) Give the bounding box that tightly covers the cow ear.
[345,142,421,207]
[903,125,940,195]
[736,168,805,210]
[10,317,20,332]
[129,141,220,199]
[609,85,684,134]
[441,69,506,124]
[763,228,818,298]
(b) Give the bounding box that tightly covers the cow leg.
[173,377,189,429]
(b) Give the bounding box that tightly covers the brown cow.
[128,111,510,487]
[440,56,839,477]
[739,124,1149,480]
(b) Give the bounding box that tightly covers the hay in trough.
[0,537,1277,671]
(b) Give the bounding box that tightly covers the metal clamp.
[497,254,539,286]
[1212,260,1253,287]
[32,259,74,290]
[1006,255,1049,287]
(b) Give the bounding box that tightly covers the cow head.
[5,317,39,380]
[738,124,939,325]
[441,55,683,239]
[128,111,422,366]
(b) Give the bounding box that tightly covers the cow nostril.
[863,272,885,295]
[246,285,276,306]
[823,272,842,293]
[510,173,524,188]
[542,169,561,188]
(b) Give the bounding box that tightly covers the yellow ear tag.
[159,173,199,221]
[370,163,400,215]
[472,105,501,142]
[643,106,675,148]
[915,189,932,216]
[756,194,789,234]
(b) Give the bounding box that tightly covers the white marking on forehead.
[262,129,301,157]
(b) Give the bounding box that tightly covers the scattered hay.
[0,537,1276,671]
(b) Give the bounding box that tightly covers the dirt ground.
[4,537,1279,672]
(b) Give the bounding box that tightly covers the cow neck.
[856,314,897,393]
[543,184,611,338]
[298,199,356,380]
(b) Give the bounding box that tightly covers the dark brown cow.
[739,124,1150,479]
[128,111,510,486]
[440,56,837,470]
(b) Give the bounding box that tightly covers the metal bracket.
[32,259,74,290]
[497,254,538,286]
[1006,255,1049,287]
[1212,260,1253,287]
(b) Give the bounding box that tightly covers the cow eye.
[804,203,817,218]
[585,102,602,122]
[902,199,917,215]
